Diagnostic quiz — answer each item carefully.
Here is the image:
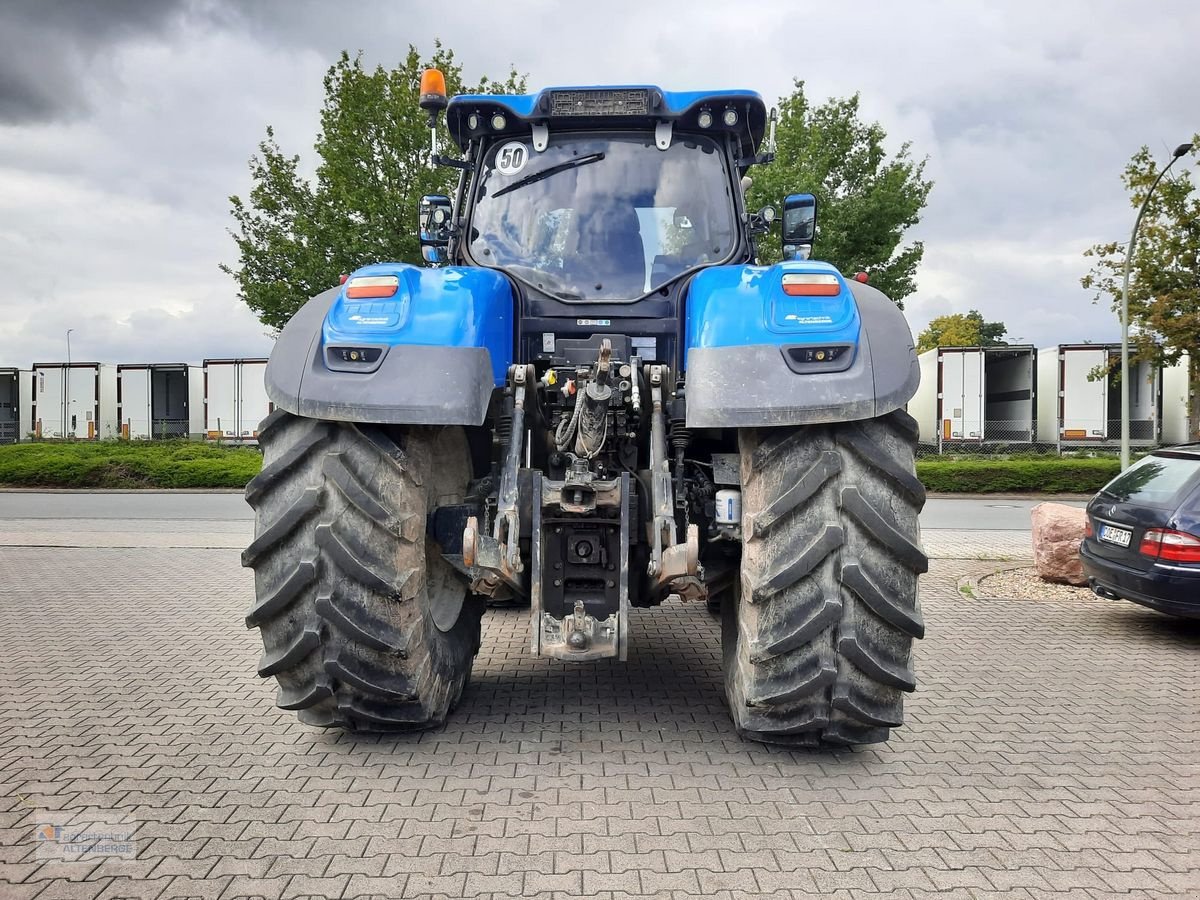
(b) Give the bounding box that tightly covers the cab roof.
[446,86,767,161]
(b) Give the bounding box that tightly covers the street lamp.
[1120,141,1193,470]
[65,329,74,438]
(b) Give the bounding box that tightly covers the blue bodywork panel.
[323,263,514,386]
[684,261,861,366]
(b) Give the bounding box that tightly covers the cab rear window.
[1099,455,1200,506]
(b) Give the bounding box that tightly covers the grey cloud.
[0,0,202,122]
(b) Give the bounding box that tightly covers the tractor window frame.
[459,129,746,304]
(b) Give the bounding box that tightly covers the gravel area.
[976,564,1098,602]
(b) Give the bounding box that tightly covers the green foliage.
[917,457,1120,493]
[916,309,1008,352]
[747,81,933,307]
[0,441,262,489]
[1082,138,1200,425]
[224,45,525,330]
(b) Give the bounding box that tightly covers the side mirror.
[419,194,453,266]
[782,193,817,260]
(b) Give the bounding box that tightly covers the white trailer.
[907,346,1037,447]
[117,364,205,440]
[0,368,22,444]
[31,363,118,440]
[204,358,272,441]
[19,370,33,441]
[1036,344,1161,447]
[1162,352,1195,446]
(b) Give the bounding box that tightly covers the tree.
[747,81,933,307]
[1082,138,1200,436]
[916,310,1008,352]
[223,46,524,330]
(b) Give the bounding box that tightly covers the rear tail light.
[1139,528,1200,563]
[345,275,399,299]
[1084,518,1094,537]
[781,273,841,296]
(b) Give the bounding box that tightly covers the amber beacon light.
[419,68,448,113]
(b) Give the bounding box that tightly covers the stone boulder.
[1031,502,1089,586]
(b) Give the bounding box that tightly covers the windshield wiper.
[491,152,605,198]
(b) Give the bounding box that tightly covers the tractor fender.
[264,264,514,426]
[682,263,918,428]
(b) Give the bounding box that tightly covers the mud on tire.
[241,410,483,731]
[724,410,928,747]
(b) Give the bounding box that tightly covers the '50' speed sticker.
[495,141,528,176]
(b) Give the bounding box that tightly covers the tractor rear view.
[242,75,926,747]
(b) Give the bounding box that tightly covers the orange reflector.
[781,273,841,296]
[346,275,399,299]
[419,68,448,110]
[1062,429,1087,439]
[943,419,951,440]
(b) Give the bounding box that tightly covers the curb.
[0,488,246,494]
[956,563,1032,601]
[927,493,1091,501]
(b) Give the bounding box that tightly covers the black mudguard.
[263,288,496,426]
[685,281,919,428]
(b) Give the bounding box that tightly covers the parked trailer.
[1036,344,1161,446]
[908,345,1037,447]
[1162,352,1195,445]
[203,358,271,441]
[31,363,118,440]
[0,368,23,443]
[117,364,205,440]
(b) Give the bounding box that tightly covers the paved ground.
[0,492,1084,531]
[1,498,1197,899]
[0,493,1073,557]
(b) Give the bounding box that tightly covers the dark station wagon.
[1080,444,1200,619]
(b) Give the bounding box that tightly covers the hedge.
[0,441,1119,494]
[916,457,1119,494]
[0,440,262,489]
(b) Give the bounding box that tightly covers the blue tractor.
[242,75,927,746]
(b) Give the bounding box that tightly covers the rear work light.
[781,273,841,296]
[345,275,399,299]
[1139,528,1200,563]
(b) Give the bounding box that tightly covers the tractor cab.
[422,86,775,304]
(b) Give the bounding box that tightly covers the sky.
[0,0,1197,366]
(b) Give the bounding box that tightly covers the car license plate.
[1100,524,1132,547]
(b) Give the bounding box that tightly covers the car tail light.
[1084,518,1094,537]
[1139,528,1200,563]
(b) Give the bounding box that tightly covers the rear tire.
[723,410,927,747]
[242,410,483,731]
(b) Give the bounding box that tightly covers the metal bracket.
[463,364,531,597]
[530,471,631,661]
[646,365,676,580]
[531,122,549,152]
[655,119,673,151]
[645,364,704,602]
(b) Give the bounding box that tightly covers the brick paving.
[1,545,1198,899]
